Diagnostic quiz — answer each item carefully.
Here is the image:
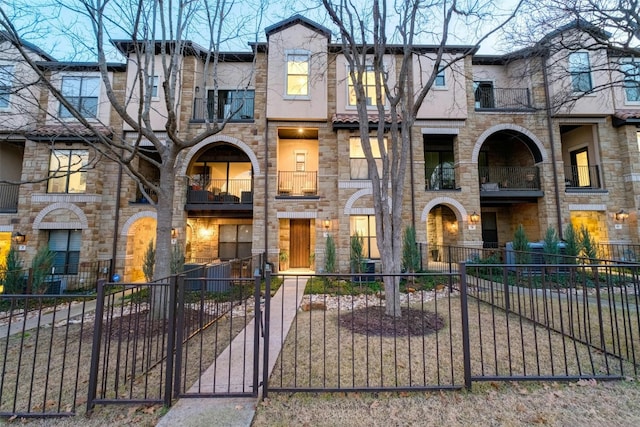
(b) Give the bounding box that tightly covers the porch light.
[171,228,177,238]
[12,232,26,244]
[323,219,331,230]
[469,212,480,224]
[615,209,629,222]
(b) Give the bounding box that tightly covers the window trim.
[284,50,311,100]
[58,74,101,119]
[0,64,14,109]
[621,59,640,105]
[434,67,447,89]
[568,52,593,94]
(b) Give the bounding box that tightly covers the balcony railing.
[479,166,541,191]
[425,164,456,190]
[192,97,254,122]
[0,183,19,212]
[187,178,253,204]
[475,87,533,111]
[277,171,318,197]
[564,165,601,189]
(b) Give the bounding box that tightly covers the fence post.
[503,262,510,312]
[86,279,106,414]
[261,268,272,399]
[459,262,472,390]
[164,275,178,407]
[173,275,186,399]
[252,272,262,397]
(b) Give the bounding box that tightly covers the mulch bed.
[339,306,445,336]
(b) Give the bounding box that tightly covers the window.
[424,135,455,190]
[350,216,379,259]
[286,53,310,96]
[59,76,100,118]
[0,65,13,108]
[622,61,640,103]
[569,52,592,92]
[435,67,446,87]
[295,152,306,172]
[49,230,81,275]
[348,65,385,106]
[150,75,159,98]
[350,137,385,180]
[207,89,255,121]
[47,149,89,193]
[219,224,252,260]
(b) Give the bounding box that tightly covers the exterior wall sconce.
[615,209,628,222]
[171,228,177,238]
[323,219,331,230]
[12,232,26,244]
[469,212,480,224]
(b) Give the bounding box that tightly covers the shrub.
[143,240,155,282]
[512,224,531,264]
[170,245,185,274]
[580,225,598,261]
[542,227,560,265]
[1,246,24,294]
[31,246,56,294]
[350,232,365,274]
[563,223,580,263]
[402,225,420,273]
[324,234,336,273]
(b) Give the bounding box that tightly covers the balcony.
[192,95,254,122]
[425,164,457,190]
[277,171,318,197]
[479,166,543,200]
[186,178,253,212]
[0,183,19,213]
[474,86,533,111]
[564,165,602,190]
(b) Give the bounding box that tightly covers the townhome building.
[1,16,639,285]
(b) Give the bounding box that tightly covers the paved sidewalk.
[156,276,304,427]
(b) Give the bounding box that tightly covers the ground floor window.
[48,229,81,274]
[349,215,379,259]
[219,224,252,260]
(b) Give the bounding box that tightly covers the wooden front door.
[290,219,310,268]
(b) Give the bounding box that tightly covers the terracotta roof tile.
[332,113,401,125]
[27,124,112,139]
[614,110,640,120]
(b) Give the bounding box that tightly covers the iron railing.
[0,183,18,212]
[187,178,253,204]
[0,259,112,294]
[475,86,532,111]
[564,165,602,189]
[277,171,318,196]
[479,166,541,191]
[192,96,254,122]
[425,165,456,190]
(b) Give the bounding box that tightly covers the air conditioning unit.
[505,242,566,272]
[43,277,67,295]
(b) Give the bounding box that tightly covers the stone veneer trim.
[121,211,157,236]
[32,203,88,230]
[568,204,607,211]
[420,196,469,223]
[0,226,14,232]
[344,188,392,214]
[276,211,318,219]
[179,134,262,177]
[471,123,548,163]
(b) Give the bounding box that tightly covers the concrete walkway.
[156,276,305,427]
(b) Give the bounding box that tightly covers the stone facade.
[1,16,639,282]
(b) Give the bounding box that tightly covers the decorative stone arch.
[121,211,157,236]
[343,188,392,215]
[420,196,468,223]
[179,134,261,177]
[32,203,89,230]
[471,123,547,164]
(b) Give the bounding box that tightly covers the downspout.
[542,51,564,239]
[111,149,123,279]
[262,45,270,268]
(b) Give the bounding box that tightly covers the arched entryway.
[123,215,156,282]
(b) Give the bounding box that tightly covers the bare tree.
[0,0,264,317]
[321,0,523,316]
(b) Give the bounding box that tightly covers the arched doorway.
[124,216,156,282]
[427,204,459,262]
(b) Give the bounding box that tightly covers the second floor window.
[59,76,100,118]
[435,67,446,87]
[286,53,310,96]
[47,149,89,193]
[569,52,592,93]
[208,89,255,120]
[622,61,640,103]
[350,137,385,180]
[348,65,385,106]
[0,65,13,108]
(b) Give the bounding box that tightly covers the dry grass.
[252,379,640,426]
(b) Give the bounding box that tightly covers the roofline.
[111,39,256,61]
[328,44,478,55]
[265,14,332,41]
[0,31,56,61]
[35,61,127,72]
